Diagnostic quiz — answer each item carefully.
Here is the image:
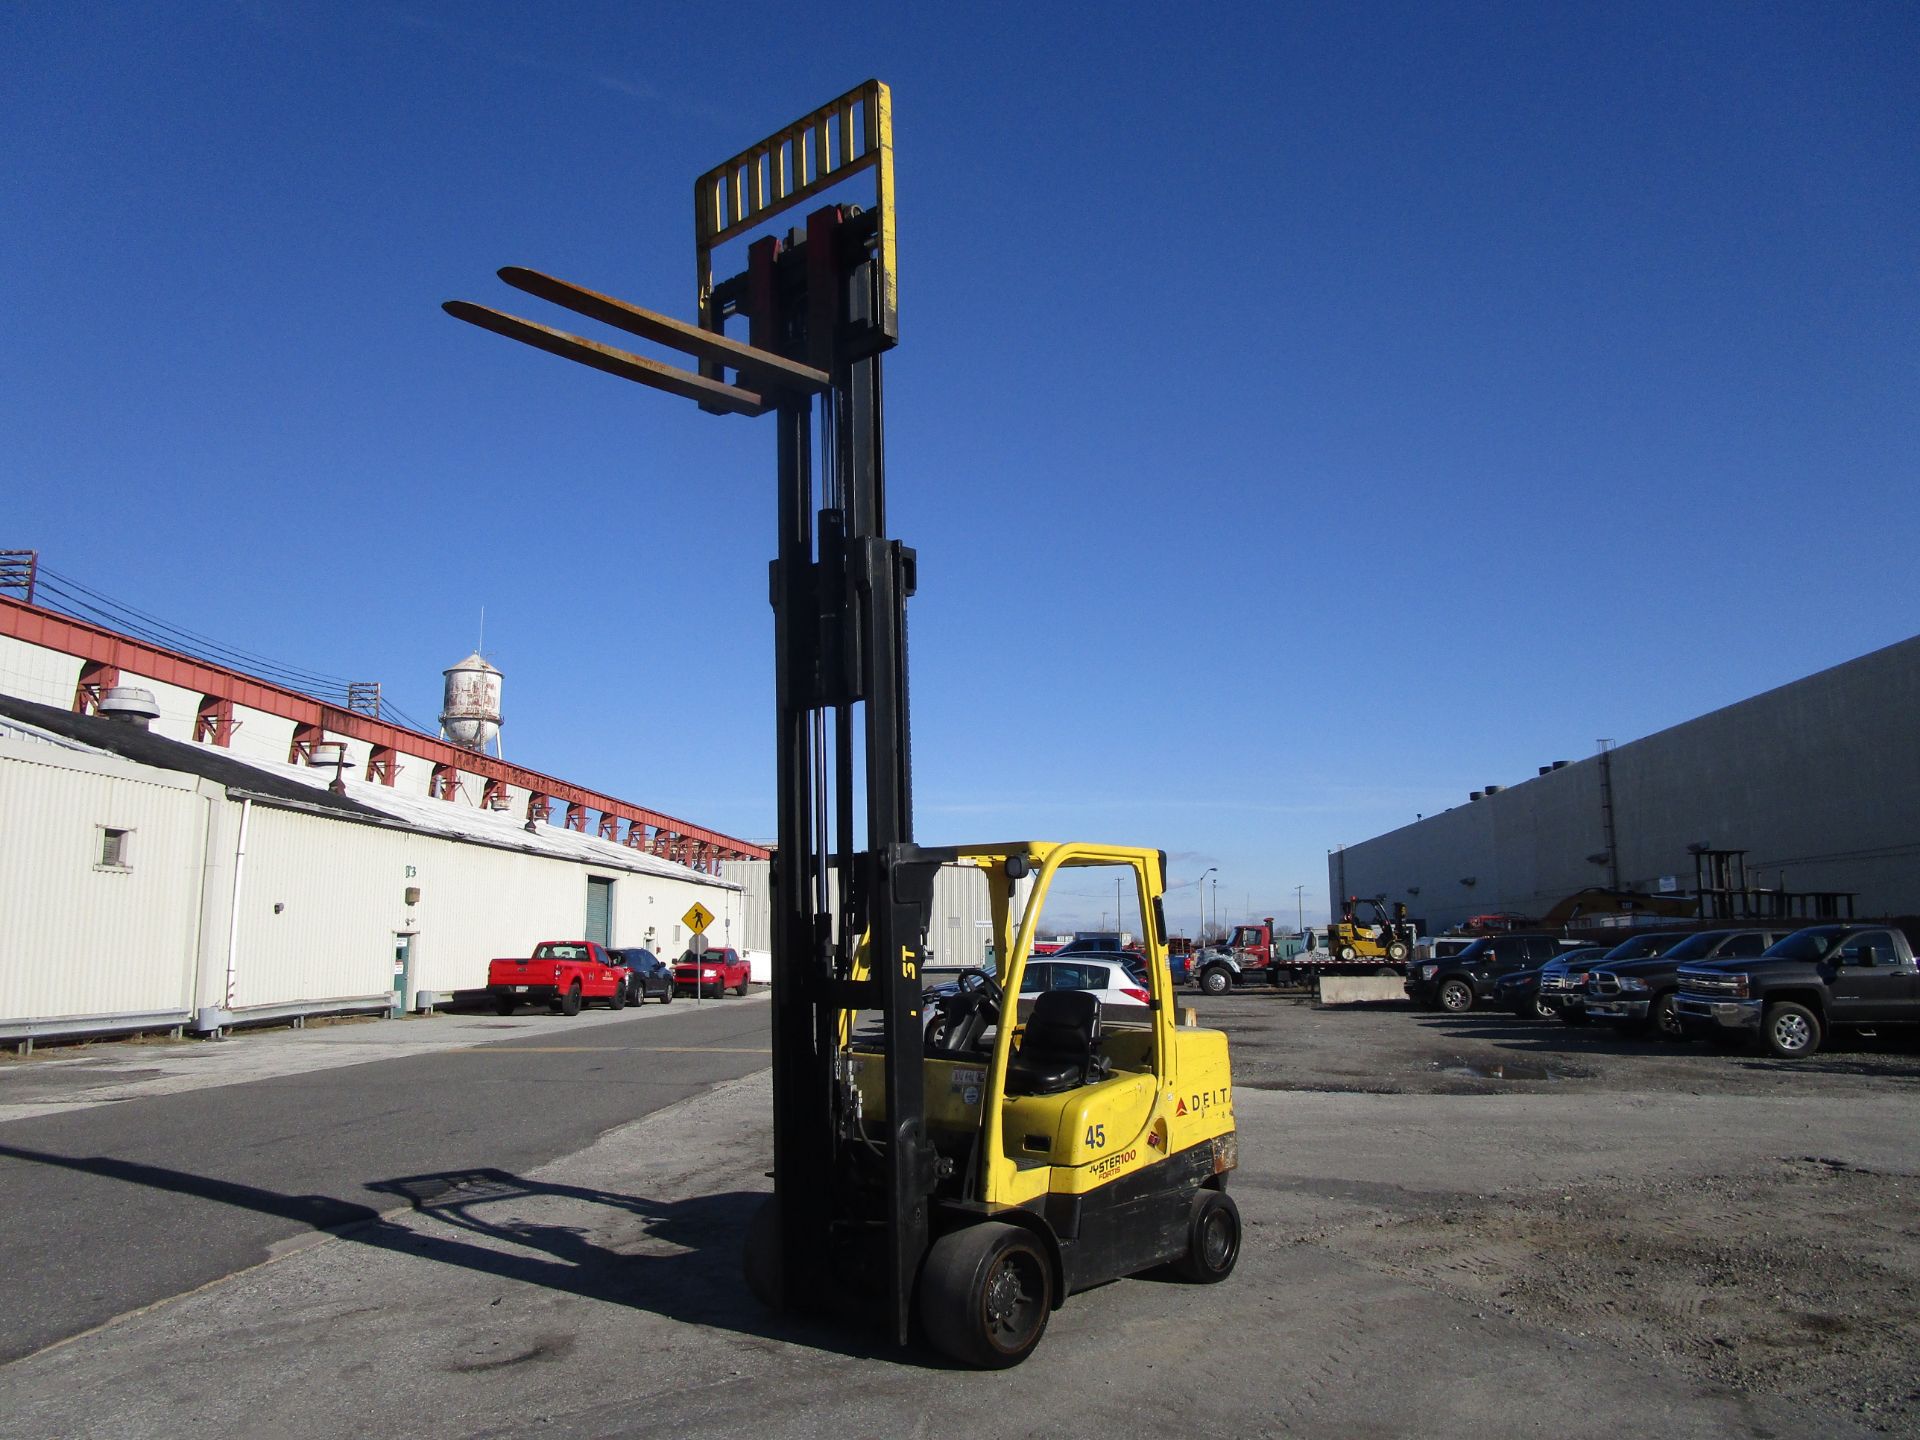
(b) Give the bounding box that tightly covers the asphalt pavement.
[0,996,771,1362]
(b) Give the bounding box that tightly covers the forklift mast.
[446,82,939,1341]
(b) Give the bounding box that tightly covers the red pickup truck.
[489,941,628,1015]
[673,947,750,997]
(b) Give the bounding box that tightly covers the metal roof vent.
[98,686,160,728]
[1469,791,1484,802]
[1552,760,1570,770]
[1484,784,1504,795]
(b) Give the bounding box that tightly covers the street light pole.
[1294,884,1305,935]
[1199,866,1217,946]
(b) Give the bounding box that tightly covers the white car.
[1016,957,1151,1013]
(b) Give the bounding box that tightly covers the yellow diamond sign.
[683,901,715,935]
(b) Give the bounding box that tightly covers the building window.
[98,827,132,869]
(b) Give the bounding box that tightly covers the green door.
[586,877,613,947]
[392,934,413,1017]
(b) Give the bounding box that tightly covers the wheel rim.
[1533,998,1555,1020]
[1200,1209,1236,1271]
[1773,1012,1811,1051]
[981,1249,1045,1353]
[1654,997,1680,1037]
[1442,983,1469,1012]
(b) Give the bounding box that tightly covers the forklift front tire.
[1175,1189,1241,1284]
[918,1222,1051,1369]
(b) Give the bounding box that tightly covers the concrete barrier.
[1317,976,1408,1005]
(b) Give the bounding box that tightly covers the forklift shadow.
[0,1146,916,1366]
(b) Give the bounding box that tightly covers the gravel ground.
[1194,988,1920,1433]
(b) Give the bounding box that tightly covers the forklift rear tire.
[918,1222,1051,1369]
[1174,1189,1241,1284]
[1337,945,1358,962]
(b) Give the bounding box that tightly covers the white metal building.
[0,693,742,1047]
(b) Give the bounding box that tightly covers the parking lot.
[4,987,1916,1439]
[1207,987,1920,1432]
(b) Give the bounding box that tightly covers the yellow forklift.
[1327,895,1416,964]
[448,82,1239,1367]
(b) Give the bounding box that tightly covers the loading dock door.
[585,877,613,947]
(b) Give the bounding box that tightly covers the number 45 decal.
[1084,1123,1106,1150]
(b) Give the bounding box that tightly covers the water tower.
[439,652,503,756]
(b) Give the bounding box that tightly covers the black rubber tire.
[494,994,517,1016]
[1174,1189,1241,1284]
[1386,941,1410,963]
[918,1222,1051,1369]
[733,980,749,996]
[1438,978,1474,1013]
[742,1195,782,1312]
[1649,992,1683,1041]
[558,981,583,1017]
[607,983,626,1010]
[1199,967,1233,997]
[660,987,674,1005]
[1337,944,1358,962]
[1530,995,1557,1022]
[1763,1001,1822,1059]
[1374,965,1399,978]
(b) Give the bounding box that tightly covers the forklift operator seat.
[1006,989,1111,1096]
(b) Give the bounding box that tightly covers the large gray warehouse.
[1331,635,1920,933]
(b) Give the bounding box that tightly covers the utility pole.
[1199,866,1216,944]
[1294,884,1305,934]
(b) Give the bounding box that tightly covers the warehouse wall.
[1333,635,1920,929]
[0,741,211,1033]
[227,806,738,1012]
[0,739,742,1041]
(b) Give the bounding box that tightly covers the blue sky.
[6,2,1916,931]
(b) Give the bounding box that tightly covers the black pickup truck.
[1673,924,1920,1058]
[1584,927,1790,1038]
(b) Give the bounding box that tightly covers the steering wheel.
[953,967,1003,1005]
[926,968,1003,1053]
